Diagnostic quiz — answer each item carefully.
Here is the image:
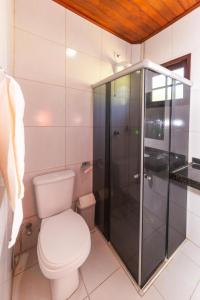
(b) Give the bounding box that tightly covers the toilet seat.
[37,209,91,279]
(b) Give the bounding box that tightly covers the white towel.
[0,75,25,248]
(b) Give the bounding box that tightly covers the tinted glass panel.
[141,69,171,286]
[110,71,142,282]
[168,82,190,257]
[93,84,110,238]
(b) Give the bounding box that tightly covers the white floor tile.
[154,252,200,300]
[191,281,200,300]
[180,240,200,267]
[12,265,51,300]
[68,276,87,300]
[14,247,38,276]
[90,268,163,300]
[81,230,120,293]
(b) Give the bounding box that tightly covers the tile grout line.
[15,75,93,93]
[186,238,200,249]
[14,25,66,47]
[189,279,200,299]
[88,267,121,297]
[153,283,167,300]
[179,247,200,269]
[14,262,38,278]
[80,269,90,298]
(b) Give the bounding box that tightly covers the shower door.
[141,69,171,286]
[93,84,111,239]
[109,71,142,282]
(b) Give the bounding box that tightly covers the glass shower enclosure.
[93,59,191,288]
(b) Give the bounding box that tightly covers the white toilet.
[33,170,91,300]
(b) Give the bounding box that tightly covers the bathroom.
[0,0,200,299]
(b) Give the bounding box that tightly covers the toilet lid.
[38,209,90,268]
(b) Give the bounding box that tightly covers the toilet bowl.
[33,170,91,300]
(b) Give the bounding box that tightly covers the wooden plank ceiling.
[53,0,200,43]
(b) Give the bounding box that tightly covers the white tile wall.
[25,127,66,173]
[67,88,92,127]
[15,29,66,86]
[66,10,101,58]
[15,0,65,45]
[19,79,66,127]
[0,0,13,299]
[66,51,101,90]
[143,6,200,248]
[66,127,92,165]
[144,26,173,64]
[14,0,132,252]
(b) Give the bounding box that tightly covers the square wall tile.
[99,60,114,80]
[66,127,92,165]
[18,79,66,127]
[21,216,41,252]
[189,89,200,133]
[131,44,141,64]
[191,48,200,90]
[187,211,200,247]
[144,26,173,64]
[23,173,37,218]
[25,127,65,172]
[66,10,101,58]
[187,187,200,218]
[189,132,200,162]
[0,279,12,300]
[67,163,92,202]
[102,30,129,63]
[172,8,200,57]
[15,29,65,86]
[66,51,101,90]
[15,0,65,44]
[66,88,92,127]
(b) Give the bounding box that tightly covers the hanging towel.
[0,75,25,248]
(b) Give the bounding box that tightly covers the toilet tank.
[33,170,75,219]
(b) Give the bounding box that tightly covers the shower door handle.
[133,173,140,179]
[144,173,152,181]
[113,130,120,136]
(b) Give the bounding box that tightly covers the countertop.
[170,161,200,190]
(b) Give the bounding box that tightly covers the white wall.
[14,0,133,251]
[0,0,14,298]
[143,7,200,247]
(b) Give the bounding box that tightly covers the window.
[152,74,172,102]
[162,54,191,80]
[151,54,191,102]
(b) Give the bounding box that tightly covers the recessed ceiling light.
[66,48,77,57]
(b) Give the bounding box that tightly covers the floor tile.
[12,265,51,300]
[81,230,120,293]
[68,276,87,300]
[191,281,200,300]
[90,268,163,300]
[180,239,200,267]
[154,252,200,300]
[14,247,38,276]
